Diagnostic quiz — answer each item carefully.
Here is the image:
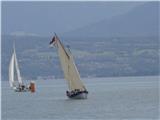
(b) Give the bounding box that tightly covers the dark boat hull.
[67,91,88,99]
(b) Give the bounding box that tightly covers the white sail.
[9,53,15,87]
[14,49,23,85]
[9,46,23,88]
[55,36,86,91]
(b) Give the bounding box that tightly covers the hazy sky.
[2,1,145,37]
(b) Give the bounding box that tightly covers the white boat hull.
[14,89,28,92]
[13,87,29,92]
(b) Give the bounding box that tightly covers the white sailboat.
[9,43,28,92]
[50,34,88,99]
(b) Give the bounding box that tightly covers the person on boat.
[71,90,74,95]
[84,89,88,94]
[66,91,70,96]
[75,89,80,94]
[75,89,77,92]
[21,85,26,90]
[17,84,26,91]
[17,84,22,91]
[82,86,88,93]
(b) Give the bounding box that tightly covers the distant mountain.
[1,35,159,80]
[63,2,159,38]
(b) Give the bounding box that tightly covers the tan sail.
[54,35,86,91]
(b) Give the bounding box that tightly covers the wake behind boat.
[50,34,88,99]
[9,42,35,93]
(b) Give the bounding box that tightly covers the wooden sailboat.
[9,43,35,92]
[50,34,88,99]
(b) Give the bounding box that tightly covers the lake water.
[2,76,159,120]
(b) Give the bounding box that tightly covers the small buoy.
[30,81,35,93]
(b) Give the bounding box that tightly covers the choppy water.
[2,76,159,120]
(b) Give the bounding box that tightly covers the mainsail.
[9,46,23,88]
[9,53,14,87]
[14,49,23,85]
[52,35,86,91]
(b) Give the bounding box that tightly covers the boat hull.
[67,91,88,99]
[13,87,29,92]
[14,89,29,92]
